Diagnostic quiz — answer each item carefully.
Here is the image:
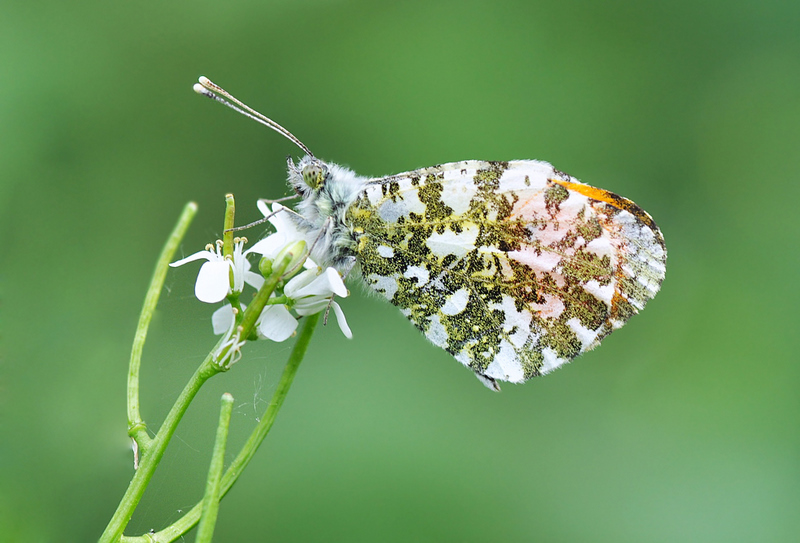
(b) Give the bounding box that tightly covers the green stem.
[128,202,197,455]
[121,313,320,543]
[222,194,235,258]
[101,352,222,543]
[195,393,235,543]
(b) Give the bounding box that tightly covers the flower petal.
[289,267,347,299]
[293,297,329,316]
[256,199,271,217]
[246,234,286,259]
[257,305,298,342]
[243,270,264,290]
[170,250,216,267]
[283,268,319,298]
[230,243,249,293]
[266,203,299,234]
[211,304,236,335]
[331,302,352,339]
[195,260,231,303]
[257,202,305,242]
[323,267,348,297]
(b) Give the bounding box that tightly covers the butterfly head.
[287,155,331,197]
[301,159,328,190]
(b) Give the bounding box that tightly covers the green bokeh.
[3,1,799,541]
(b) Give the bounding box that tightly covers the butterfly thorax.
[287,155,367,267]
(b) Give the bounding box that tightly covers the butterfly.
[194,77,667,390]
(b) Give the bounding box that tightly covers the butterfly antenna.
[193,76,313,157]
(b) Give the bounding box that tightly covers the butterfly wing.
[346,160,666,388]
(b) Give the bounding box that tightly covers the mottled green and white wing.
[345,160,666,389]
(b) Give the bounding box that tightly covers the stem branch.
[128,203,197,454]
[121,314,320,543]
[101,351,221,543]
[194,393,235,543]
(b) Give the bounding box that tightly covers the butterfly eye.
[302,162,327,189]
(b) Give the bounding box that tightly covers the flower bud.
[258,256,273,277]
[272,240,307,276]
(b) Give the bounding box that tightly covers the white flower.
[284,267,352,338]
[209,304,245,368]
[175,201,352,347]
[170,238,262,303]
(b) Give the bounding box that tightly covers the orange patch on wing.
[550,178,657,230]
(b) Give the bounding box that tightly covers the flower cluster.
[170,202,351,366]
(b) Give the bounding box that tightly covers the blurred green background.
[3,0,799,541]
